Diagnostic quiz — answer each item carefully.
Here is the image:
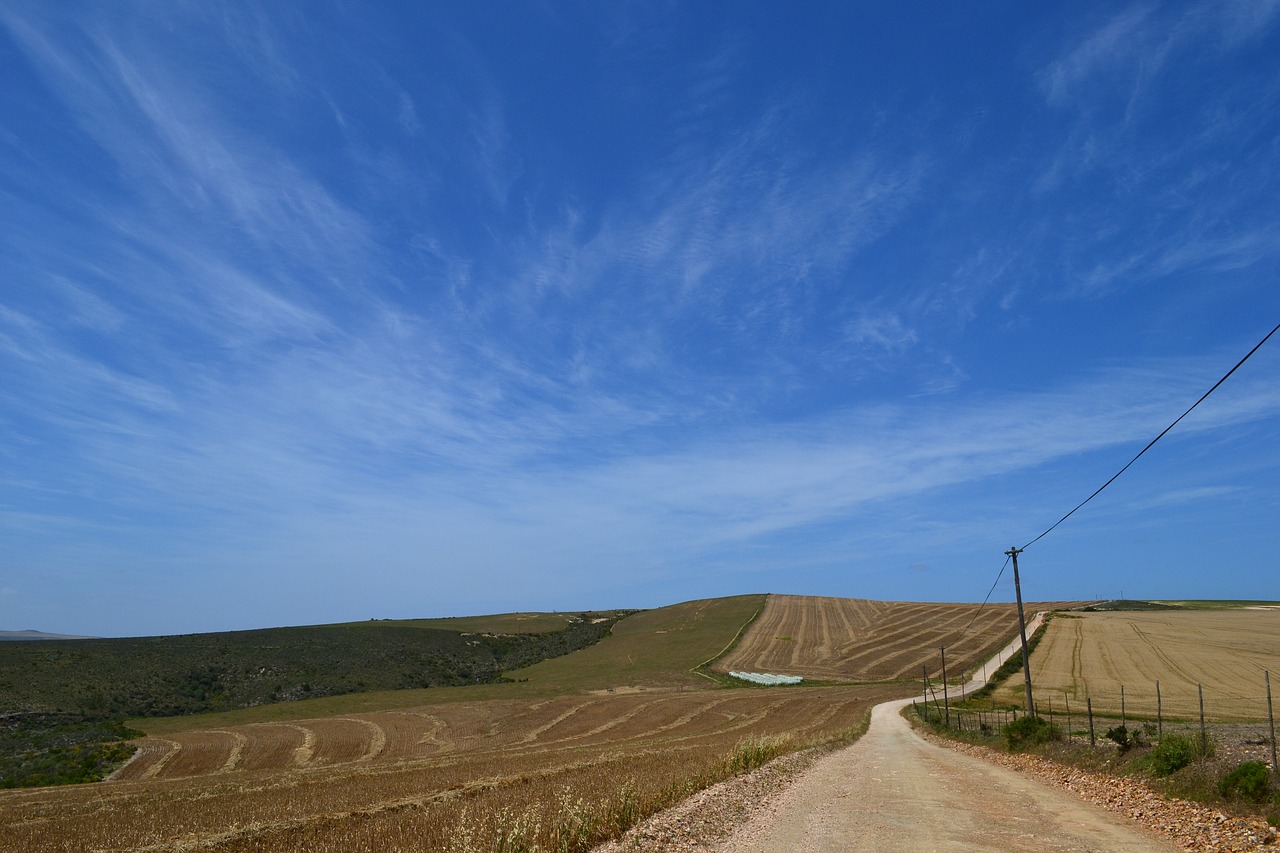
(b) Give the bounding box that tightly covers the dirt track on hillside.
[714,613,1177,851]
[713,695,1179,852]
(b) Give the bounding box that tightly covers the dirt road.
[715,613,1180,852]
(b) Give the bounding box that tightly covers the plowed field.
[1,685,905,852]
[716,594,1033,682]
[993,609,1280,721]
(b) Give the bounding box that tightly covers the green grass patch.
[516,595,767,691]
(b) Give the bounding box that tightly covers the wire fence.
[915,669,1280,776]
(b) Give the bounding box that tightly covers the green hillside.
[0,611,632,720]
[0,610,635,788]
[133,595,766,734]
[517,594,765,690]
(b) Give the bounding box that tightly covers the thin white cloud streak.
[5,2,938,420]
[479,118,932,403]
[8,314,1277,569]
[1021,5,1280,303]
[1040,5,1159,108]
[1039,3,1279,110]
[2,7,376,295]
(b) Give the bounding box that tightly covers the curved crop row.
[0,684,907,852]
[716,595,1024,682]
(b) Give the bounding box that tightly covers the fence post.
[1156,680,1162,739]
[1087,697,1095,747]
[1267,671,1277,781]
[1198,683,1207,758]
[1065,694,1072,742]
[1121,684,1126,729]
[941,646,950,728]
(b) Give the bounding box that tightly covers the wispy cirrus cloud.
[1039,5,1160,108]
[3,3,1279,634]
[1039,3,1279,111]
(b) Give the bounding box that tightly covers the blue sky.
[2,2,1279,637]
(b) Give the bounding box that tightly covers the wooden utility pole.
[1006,546,1036,717]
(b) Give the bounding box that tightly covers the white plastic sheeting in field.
[728,671,803,686]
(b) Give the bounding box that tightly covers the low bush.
[1,715,142,788]
[1104,724,1144,753]
[1219,761,1272,803]
[1149,732,1214,776]
[1003,715,1059,750]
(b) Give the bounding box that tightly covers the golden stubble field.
[715,594,1038,683]
[1,685,904,852]
[994,608,1280,721]
[0,594,1024,852]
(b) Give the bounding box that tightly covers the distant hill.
[0,629,96,641]
[0,611,633,718]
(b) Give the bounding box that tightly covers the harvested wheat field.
[715,594,1042,682]
[0,596,916,852]
[0,685,904,853]
[0,593,1030,852]
[994,608,1280,721]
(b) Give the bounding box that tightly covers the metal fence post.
[1198,683,1207,757]
[1087,697,1095,747]
[1267,671,1277,781]
[1156,680,1162,739]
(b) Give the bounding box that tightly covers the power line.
[1021,321,1280,551]
[965,321,1278,635]
[961,553,1010,636]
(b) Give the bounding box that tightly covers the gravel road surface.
[714,695,1179,852]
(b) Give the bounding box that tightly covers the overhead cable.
[1021,320,1280,550]
[960,553,1010,636]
